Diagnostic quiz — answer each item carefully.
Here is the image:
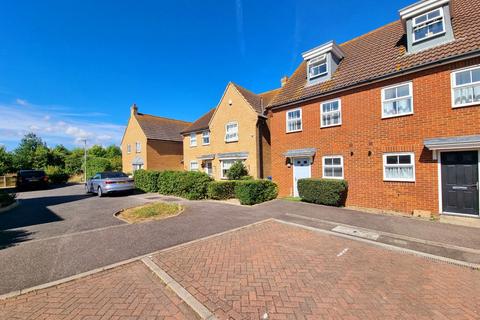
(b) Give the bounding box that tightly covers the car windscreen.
[100,172,128,179]
[20,171,46,178]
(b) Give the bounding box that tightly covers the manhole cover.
[145,196,162,200]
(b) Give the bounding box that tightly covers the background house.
[181,82,280,180]
[121,104,191,173]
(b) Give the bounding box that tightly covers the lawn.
[117,202,183,223]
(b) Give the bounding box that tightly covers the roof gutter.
[268,49,480,111]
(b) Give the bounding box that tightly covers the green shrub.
[226,161,249,180]
[0,191,16,208]
[86,156,112,179]
[134,170,161,192]
[234,180,278,205]
[45,166,69,184]
[157,171,212,200]
[297,178,348,206]
[207,181,237,200]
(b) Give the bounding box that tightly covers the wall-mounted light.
[228,99,233,106]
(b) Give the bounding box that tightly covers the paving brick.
[0,262,198,320]
[152,220,480,320]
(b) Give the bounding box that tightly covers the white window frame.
[307,55,328,80]
[381,81,414,119]
[190,133,197,147]
[286,108,302,133]
[135,142,141,153]
[220,159,238,179]
[320,99,342,128]
[225,122,239,142]
[383,152,416,182]
[190,161,199,171]
[450,65,480,108]
[412,7,446,43]
[127,144,131,154]
[322,155,344,179]
[202,130,210,145]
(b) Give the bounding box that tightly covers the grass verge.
[117,202,184,224]
[281,196,302,202]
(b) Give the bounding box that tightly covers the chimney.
[281,76,288,87]
[131,103,138,116]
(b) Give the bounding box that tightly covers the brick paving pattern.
[0,261,198,320]
[152,220,480,320]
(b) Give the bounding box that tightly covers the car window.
[20,171,46,178]
[101,172,128,179]
[93,174,100,179]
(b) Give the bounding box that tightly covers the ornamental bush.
[297,178,348,206]
[226,161,249,180]
[234,180,278,205]
[207,181,237,200]
[134,170,161,192]
[157,171,212,200]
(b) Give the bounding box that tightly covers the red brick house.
[268,0,480,217]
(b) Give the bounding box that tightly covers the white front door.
[293,157,311,197]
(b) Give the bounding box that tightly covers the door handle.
[452,186,468,190]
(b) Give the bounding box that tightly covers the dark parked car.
[16,170,49,190]
[85,172,135,197]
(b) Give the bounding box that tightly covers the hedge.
[45,166,69,184]
[234,180,278,205]
[157,171,212,200]
[207,181,237,200]
[134,170,161,192]
[297,178,348,206]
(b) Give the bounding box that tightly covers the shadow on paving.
[0,194,91,249]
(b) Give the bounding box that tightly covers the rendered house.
[267,0,480,217]
[181,82,280,179]
[121,104,191,173]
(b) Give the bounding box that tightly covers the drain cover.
[145,196,162,200]
[332,226,379,240]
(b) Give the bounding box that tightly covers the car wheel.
[85,184,90,194]
[97,187,103,197]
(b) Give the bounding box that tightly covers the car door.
[91,174,100,191]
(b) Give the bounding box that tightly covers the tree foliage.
[0,133,123,181]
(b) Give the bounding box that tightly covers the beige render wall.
[121,116,147,174]
[146,140,184,171]
[183,84,261,179]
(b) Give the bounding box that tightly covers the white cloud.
[0,100,125,149]
[15,98,29,106]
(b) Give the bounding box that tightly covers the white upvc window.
[381,82,413,118]
[190,161,199,171]
[286,108,302,133]
[132,164,143,171]
[190,133,197,147]
[451,65,480,108]
[321,99,342,128]
[308,55,328,80]
[322,156,344,179]
[135,142,141,153]
[383,152,415,182]
[220,159,237,179]
[412,7,445,43]
[202,130,210,145]
[127,144,131,154]
[225,122,238,142]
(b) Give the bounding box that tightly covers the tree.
[226,161,249,180]
[88,145,107,158]
[0,146,14,175]
[105,145,122,158]
[51,145,70,168]
[64,148,84,175]
[13,133,47,169]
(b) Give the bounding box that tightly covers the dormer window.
[412,8,445,42]
[302,41,344,85]
[399,0,454,53]
[308,55,328,80]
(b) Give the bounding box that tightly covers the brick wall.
[270,58,480,215]
[146,140,184,171]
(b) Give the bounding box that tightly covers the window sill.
[452,102,480,109]
[383,179,415,183]
[322,176,344,180]
[381,112,414,120]
[202,143,210,146]
[225,140,239,143]
[286,129,302,134]
[321,123,342,129]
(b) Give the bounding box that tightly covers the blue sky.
[0,0,412,150]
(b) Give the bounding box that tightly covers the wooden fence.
[0,175,17,189]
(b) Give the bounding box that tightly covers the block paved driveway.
[1,220,479,319]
